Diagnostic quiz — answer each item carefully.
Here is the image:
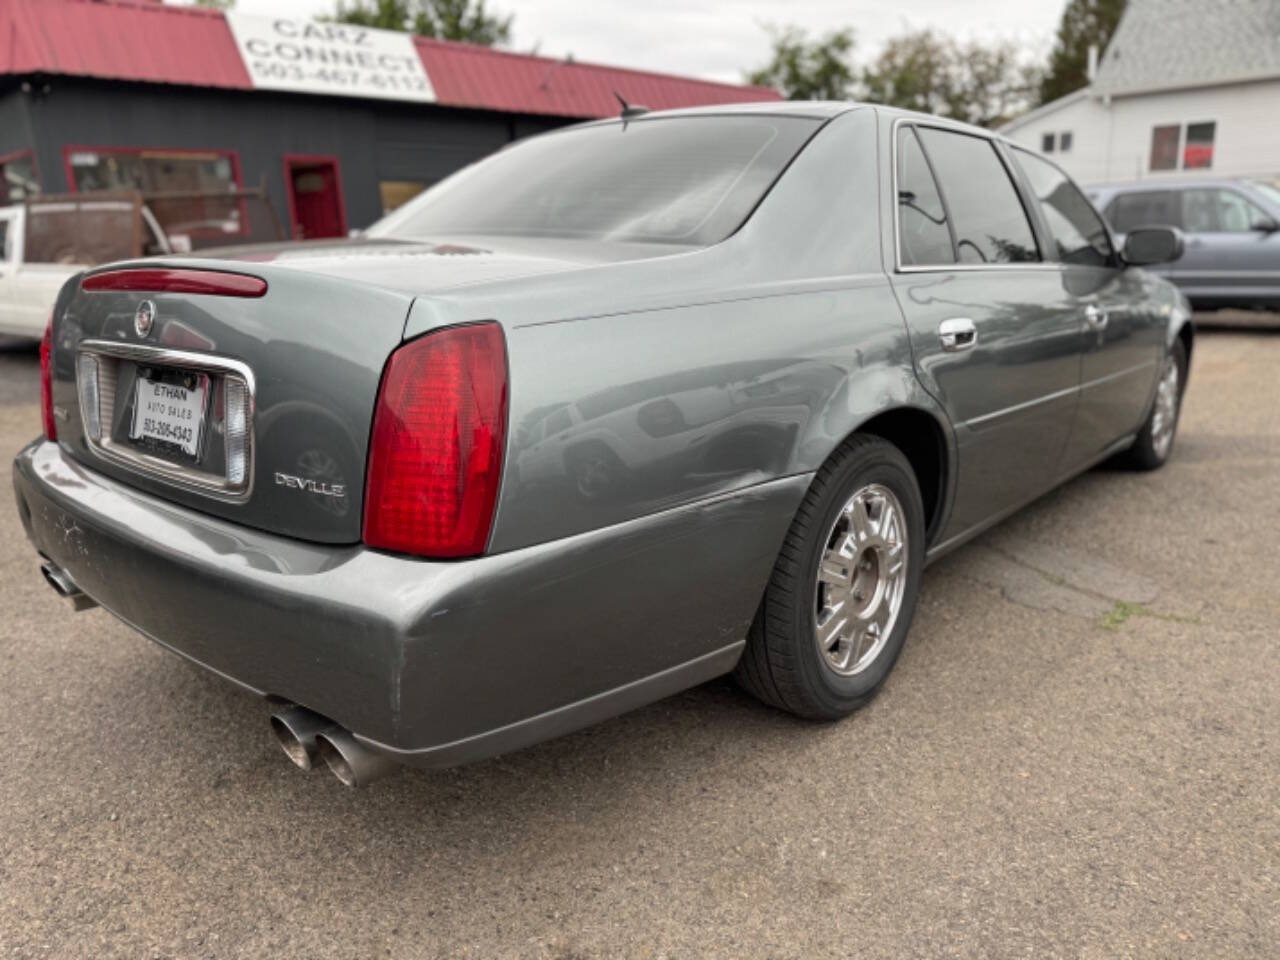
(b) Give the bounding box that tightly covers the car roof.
[616,100,858,121]
[567,100,1012,146]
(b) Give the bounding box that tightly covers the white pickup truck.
[0,195,171,340]
[1,188,285,340]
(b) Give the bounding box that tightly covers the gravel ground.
[0,328,1276,959]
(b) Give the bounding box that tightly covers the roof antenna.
[614,90,650,122]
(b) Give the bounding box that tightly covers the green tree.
[746,25,857,101]
[861,30,1036,128]
[1039,0,1127,104]
[946,38,1042,127]
[189,0,236,8]
[861,29,953,117]
[330,0,513,47]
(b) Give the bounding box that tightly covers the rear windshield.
[367,115,821,247]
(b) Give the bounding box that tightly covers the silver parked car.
[1089,178,1280,309]
[14,103,1192,787]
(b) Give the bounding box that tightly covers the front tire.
[1124,340,1187,471]
[735,435,925,720]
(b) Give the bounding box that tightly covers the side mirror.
[1123,226,1184,266]
[1251,216,1279,233]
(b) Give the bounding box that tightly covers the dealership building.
[0,0,778,241]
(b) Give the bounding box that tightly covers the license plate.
[130,376,206,458]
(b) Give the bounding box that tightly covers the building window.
[379,180,429,215]
[1042,132,1056,153]
[65,148,239,196]
[1150,125,1181,171]
[1059,131,1073,153]
[0,150,40,201]
[65,147,245,239]
[1184,122,1215,169]
[1150,123,1217,172]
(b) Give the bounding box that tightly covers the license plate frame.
[128,369,209,461]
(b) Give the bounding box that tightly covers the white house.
[1000,0,1280,184]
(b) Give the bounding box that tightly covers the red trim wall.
[282,153,348,240]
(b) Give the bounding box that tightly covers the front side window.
[368,116,821,247]
[1106,190,1180,233]
[1059,131,1074,152]
[1250,180,1280,207]
[1042,133,1056,153]
[896,126,955,266]
[1013,149,1112,267]
[916,127,1039,264]
[0,217,10,262]
[1182,188,1268,233]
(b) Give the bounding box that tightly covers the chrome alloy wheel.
[1151,355,1181,460]
[813,483,908,677]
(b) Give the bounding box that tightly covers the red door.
[285,157,346,240]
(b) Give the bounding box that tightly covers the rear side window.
[896,126,955,266]
[916,127,1039,264]
[1106,190,1180,233]
[367,115,822,247]
[1013,149,1113,267]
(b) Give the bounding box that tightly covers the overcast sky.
[219,0,1064,84]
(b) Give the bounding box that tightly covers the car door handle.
[938,318,977,352]
[1084,305,1109,330]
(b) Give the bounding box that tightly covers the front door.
[890,123,1083,546]
[1009,148,1166,468]
[1175,186,1280,304]
[286,157,346,240]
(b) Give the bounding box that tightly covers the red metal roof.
[413,37,779,118]
[0,0,252,91]
[0,0,779,118]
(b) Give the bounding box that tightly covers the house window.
[65,147,244,239]
[379,180,429,215]
[0,150,39,201]
[1150,125,1181,171]
[66,148,238,195]
[1042,132,1056,153]
[1184,122,1215,169]
[1059,131,1074,152]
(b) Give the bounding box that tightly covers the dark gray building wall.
[12,77,567,231]
[0,86,34,160]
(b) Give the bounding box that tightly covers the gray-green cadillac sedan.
[13,103,1192,786]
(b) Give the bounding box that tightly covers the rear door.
[889,122,1083,545]
[1011,148,1165,466]
[1176,186,1280,304]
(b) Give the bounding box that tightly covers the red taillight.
[363,323,508,558]
[40,317,56,441]
[80,268,267,298]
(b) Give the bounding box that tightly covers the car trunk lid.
[54,262,414,544]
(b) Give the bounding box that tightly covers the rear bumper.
[13,440,805,766]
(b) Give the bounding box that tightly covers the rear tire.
[1124,340,1187,471]
[735,435,925,720]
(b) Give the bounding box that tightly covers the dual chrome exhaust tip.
[40,560,98,611]
[270,705,398,788]
[38,561,396,788]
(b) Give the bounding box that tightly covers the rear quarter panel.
[402,107,952,553]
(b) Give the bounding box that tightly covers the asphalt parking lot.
[0,324,1277,959]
